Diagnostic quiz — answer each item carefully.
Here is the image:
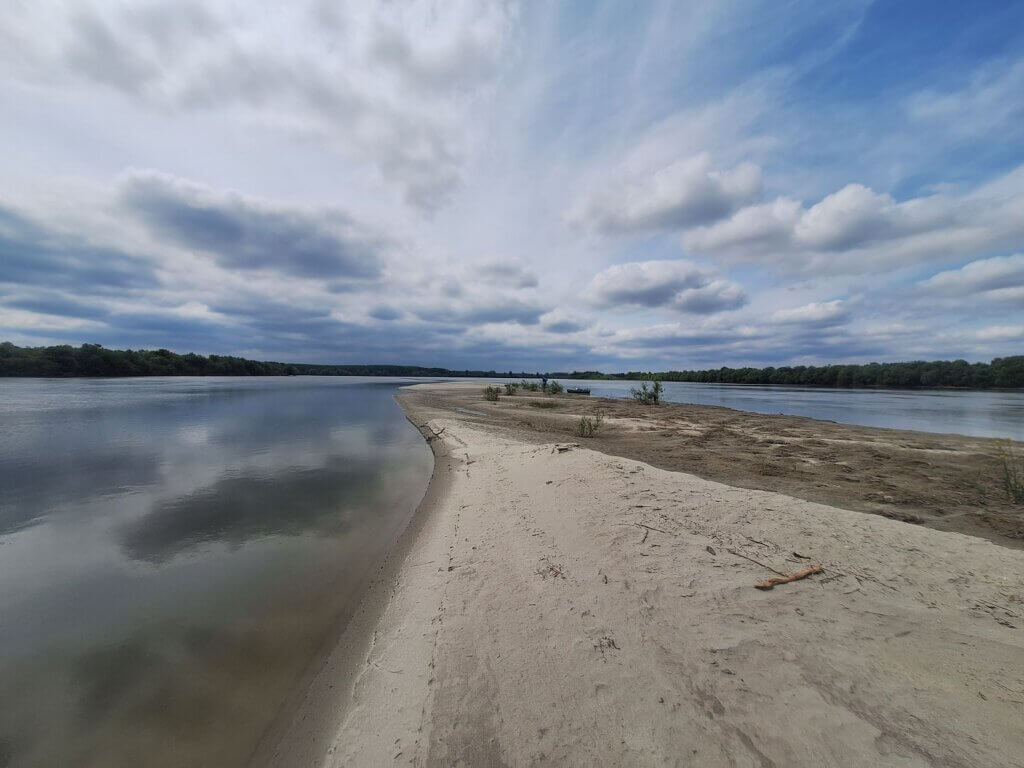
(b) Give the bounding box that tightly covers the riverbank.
[408,382,1023,546]
[309,381,1023,766]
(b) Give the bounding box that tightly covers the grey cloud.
[5,292,110,321]
[587,260,747,314]
[64,3,221,97]
[542,315,589,334]
[414,299,546,326]
[0,205,159,293]
[369,20,503,94]
[477,262,539,289]
[65,11,158,93]
[369,306,401,321]
[672,281,748,314]
[120,172,384,280]
[122,2,221,55]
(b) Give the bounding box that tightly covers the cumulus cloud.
[918,254,1024,303]
[571,154,762,234]
[586,260,747,314]
[685,184,944,256]
[683,168,1024,273]
[120,171,385,280]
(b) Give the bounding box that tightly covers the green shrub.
[576,411,604,438]
[546,380,564,394]
[630,380,663,405]
[519,379,540,392]
[483,386,501,401]
[1000,440,1024,504]
[503,383,519,395]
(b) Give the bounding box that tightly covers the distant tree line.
[2,342,1021,389]
[0,343,527,379]
[554,357,1024,389]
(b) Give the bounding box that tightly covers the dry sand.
[260,382,1024,767]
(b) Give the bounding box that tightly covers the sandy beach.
[259,382,1024,767]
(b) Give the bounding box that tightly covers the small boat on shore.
[566,387,591,395]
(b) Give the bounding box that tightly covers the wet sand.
[260,382,1024,766]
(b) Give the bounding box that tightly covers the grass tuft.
[999,440,1024,504]
[576,411,604,438]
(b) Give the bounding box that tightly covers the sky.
[1,0,1023,370]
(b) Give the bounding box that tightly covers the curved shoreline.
[253,381,1024,766]
[316,382,1024,766]
[248,398,455,767]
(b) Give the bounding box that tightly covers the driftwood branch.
[754,564,824,590]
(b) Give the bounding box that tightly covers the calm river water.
[0,377,433,768]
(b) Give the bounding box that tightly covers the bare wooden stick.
[726,548,789,577]
[754,564,824,590]
[635,523,670,534]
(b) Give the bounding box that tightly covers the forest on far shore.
[1,342,1021,389]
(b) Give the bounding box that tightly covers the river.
[0,377,433,768]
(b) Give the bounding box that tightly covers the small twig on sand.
[371,661,403,674]
[635,523,671,534]
[726,548,789,577]
[755,564,824,590]
[791,551,812,560]
[639,527,649,545]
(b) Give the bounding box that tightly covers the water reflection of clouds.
[118,457,404,562]
[0,450,162,536]
[0,382,421,539]
[0,378,435,766]
[176,424,210,445]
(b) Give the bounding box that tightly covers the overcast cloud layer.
[1,1,1022,369]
